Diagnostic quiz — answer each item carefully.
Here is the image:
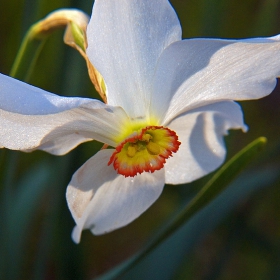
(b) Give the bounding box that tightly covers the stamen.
[142,133,152,142]
[126,144,137,157]
[146,142,160,155]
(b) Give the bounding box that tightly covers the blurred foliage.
[0,0,280,280]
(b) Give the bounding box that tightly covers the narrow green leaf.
[96,137,267,280]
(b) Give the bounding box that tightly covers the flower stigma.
[108,126,181,177]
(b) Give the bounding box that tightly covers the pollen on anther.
[147,141,160,155]
[127,145,137,157]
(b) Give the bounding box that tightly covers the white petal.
[0,74,129,154]
[165,101,246,185]
[87,0,181,119]
[66,150,165,242]
[150,36,280,124]
[0,73,92,114]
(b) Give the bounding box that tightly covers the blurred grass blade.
[252,0,280,35]
[9,25,46,81]
[96,137,267,280]
[0,162,53,280]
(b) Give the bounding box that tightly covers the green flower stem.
[9,23,48,81]
[96,137,267,280]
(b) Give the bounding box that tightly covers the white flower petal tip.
[151,36,280,124]
[71,226,82,244]
[66,150,165,241]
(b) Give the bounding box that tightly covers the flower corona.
[108,126,181,177]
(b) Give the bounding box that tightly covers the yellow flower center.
[108,126,181,177]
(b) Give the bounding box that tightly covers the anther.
[147,141,160,155]
[142,133,152,142]
[126,144,137,157]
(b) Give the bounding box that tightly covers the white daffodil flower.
[1,0,280,243]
